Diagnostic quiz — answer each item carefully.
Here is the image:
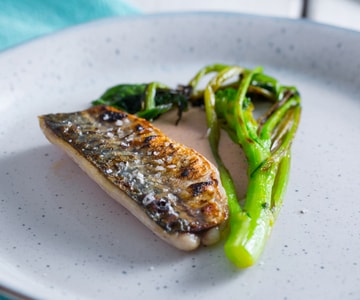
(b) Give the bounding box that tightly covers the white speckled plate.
[0,13,359,300]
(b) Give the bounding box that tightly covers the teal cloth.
[0,0,139,51]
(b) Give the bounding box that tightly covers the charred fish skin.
[38,106,228,248]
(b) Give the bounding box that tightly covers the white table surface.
[129,0,360,32]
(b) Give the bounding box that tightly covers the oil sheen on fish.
[38,105,228,250]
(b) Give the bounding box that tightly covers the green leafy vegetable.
[91,64,301,268]
[92,82,191,124]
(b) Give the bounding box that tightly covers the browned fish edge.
[38,105,228,250]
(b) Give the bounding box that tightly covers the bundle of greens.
[92,64,301,268]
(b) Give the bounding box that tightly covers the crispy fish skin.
[38,105,228,250]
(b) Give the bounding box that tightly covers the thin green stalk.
[271,150,291,218]
[224,163,277,267]
[203,73,242,216]
[197,64,301,268]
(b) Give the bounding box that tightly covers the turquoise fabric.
[0,0,139,51]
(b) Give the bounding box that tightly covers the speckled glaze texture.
[0,13,359,300]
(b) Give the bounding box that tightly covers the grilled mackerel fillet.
[38,106,228,250]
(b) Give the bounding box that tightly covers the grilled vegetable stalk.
[91,64,301,267]
[189,64,301,267]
